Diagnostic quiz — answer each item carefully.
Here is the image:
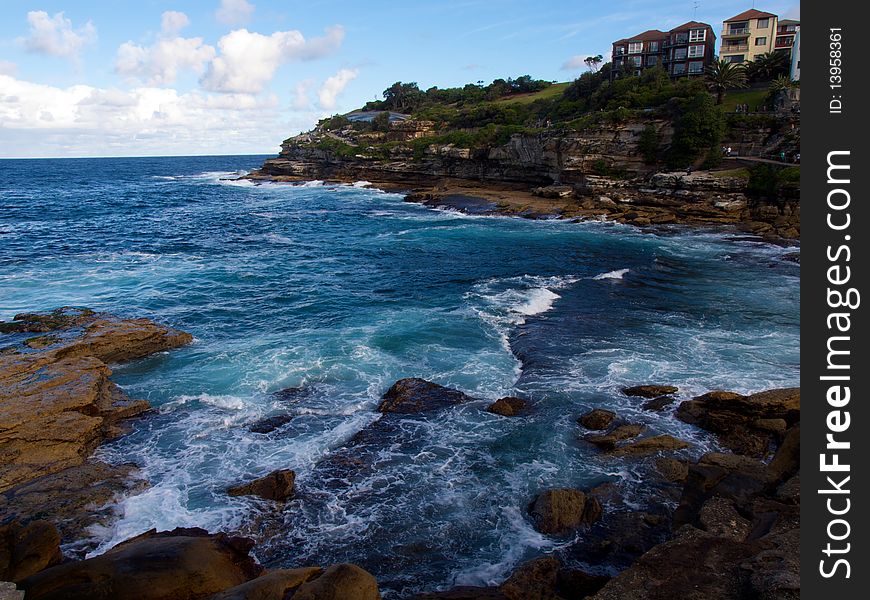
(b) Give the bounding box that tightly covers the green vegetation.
[666,92,725,169]
[720,88,770,113]
[638,124,661,164]
[746,164,800,197]
[705,59,748,105]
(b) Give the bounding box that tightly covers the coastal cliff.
[250,114,799,240]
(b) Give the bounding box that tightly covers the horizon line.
[0,152,276,160]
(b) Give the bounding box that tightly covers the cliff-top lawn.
[721,87,770,113]
[494,82,571,104]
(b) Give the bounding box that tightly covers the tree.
[372,111,391,132]
[638,123,661,164]
[584,54,604,72]
[705,59,748,104]
[382,82,423,112]
[746,52,790,82]
[667,92,725,168]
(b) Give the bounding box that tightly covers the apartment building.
[611,21,716,79]
[775,19,800,60]
[719,8,778,63]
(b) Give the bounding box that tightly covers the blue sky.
[0,0,799,158]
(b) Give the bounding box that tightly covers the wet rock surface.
[621,385,678,399]
[528,489,602,535]
[379,378,472,414]
[577,409,616,430]
[228,469,297,502]
[486,397,527,417]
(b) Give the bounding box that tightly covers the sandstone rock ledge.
[0,308,192,543]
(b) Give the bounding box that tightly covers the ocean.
[0,155,799,595]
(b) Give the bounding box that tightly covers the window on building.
[631,56,642,66]
[674,33,688,44]
[757,18,770,28]
[673,47,687,59]
[672,63,686,75]
[688,61,704,74]
[647,55,658,66]
[615,46,626,55]
[648,41,659,52]
[628,42,643,53]
[755,37,767,46]
[688,45,705,58]
[724,54,745,63]
[689,29,706,42]
[728,22,748,34]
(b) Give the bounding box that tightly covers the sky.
[0,0,799,158]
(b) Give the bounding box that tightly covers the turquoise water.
[0,156,799,596]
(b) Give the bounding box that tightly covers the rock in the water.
[378,378,471,414]
[227,469,296,502]
[577,409,616,430]
[641,396,675,411]
[486,397,527,417]
[248,414,294,434]
[19,527,262,600]
[210,567,323,600]
[292,563,381,600]
[528,489,602,535]
[0,521,61,583]
[621,385,678,399]
[498,556,560,600]
[654,458,689,483]
[609,435,690,457]
[676,388,799,457]
[584,424,646,450]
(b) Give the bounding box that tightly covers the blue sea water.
[0,156,799,596]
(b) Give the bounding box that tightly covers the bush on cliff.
[666,93,725,169]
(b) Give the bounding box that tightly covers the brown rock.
[292,563,381,600]
[499,556,560,600]
[378,379,471,414]
[698,496,751,540]
[0,520,61,582]
[654,458,689,483]
[556,568,610,600]
[641,396,676,411]
[621,385,678,399]
[584,424,646,450]
[248,414,294,434]
[609,435,690,457]
[0,308,191,493]
[577,409,616,430]
[227,469,296,502]
[486,397,527,417]
[0,462,147,550]
[528,489,601,535]
[210,567,323,600]
[19,528,262,600]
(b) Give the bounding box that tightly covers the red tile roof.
[614,29,669,45]
[670,21,712,32]
[725,8,776,22]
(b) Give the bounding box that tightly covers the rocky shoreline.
[1,309,799,599]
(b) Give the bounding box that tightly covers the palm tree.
[705,59,748,104]
[746,52,790,82]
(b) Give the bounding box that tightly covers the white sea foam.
[592,268,630,280]
[513,288,560,316]
[301,180,325,187]
[352,180,373,188]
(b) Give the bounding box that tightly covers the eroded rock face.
[379,378,472,414]
[486,397,527,417]
[609,435,690,457]
[528,489,602,535]
[0,520,61,583]
[210,567,323,600]
[19,528,263,600]
[227,469,296,502]
[584,424,646,450]
[675,388,799,457]
[0,308,192,493]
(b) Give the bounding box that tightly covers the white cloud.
[216,0,255,25]
[561,51,611,71]
[318,68,358,110]
[114,12,215,86]
[0,73,313,157]
[292,79,315,110]
[161,11,190,36]
[0,60,16,76]
[22,11,96,59]
[201,25,345,94]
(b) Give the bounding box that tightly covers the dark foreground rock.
[528,488,602,535]
[486,397,527,417]
[584,424,646,450]
[379,378,472,414]
[19,528,263,600]
[0,520,61,583]
[292,563,382,600]
[227,469,296,502]
[210,567,323,600]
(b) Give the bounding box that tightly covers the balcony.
[722,28,750,37]
[721,44,749,53]
[775,38,794,48]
